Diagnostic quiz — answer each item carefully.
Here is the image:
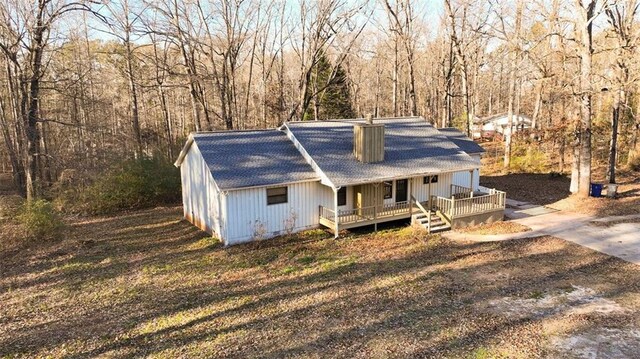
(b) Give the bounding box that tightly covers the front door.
[395,179,408,203]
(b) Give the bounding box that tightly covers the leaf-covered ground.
[2,206,640,358]
[457,221,531,235]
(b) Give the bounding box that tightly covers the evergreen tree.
[304,53,355,120]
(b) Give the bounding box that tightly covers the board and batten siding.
[410,172,454,202]
[180,143,221,236]
[223,181,325,245]
[452,154,481,191]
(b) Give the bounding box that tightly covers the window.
[267,186,288,205]
[423,175,439,184]
[337,187,347,206]
[383,181,393,199]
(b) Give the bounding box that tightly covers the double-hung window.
[267,187,288,205]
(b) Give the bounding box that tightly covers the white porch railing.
[319,184,506,233]
[319,201,411,226]
[431,187,506,221]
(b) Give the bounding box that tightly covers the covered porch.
[319,177,506,236]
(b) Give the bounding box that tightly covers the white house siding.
[318,184,335,210]
[223,181,324,245]
[452,154,481,191]
[180,143,221,236]
[410,172,454,202]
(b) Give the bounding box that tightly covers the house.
[473,113,532,139]
[175,116,506,246]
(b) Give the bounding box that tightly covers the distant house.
[175,117,506,246]
[473,113,532,139]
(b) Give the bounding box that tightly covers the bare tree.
[101,0,144,157]
[503,1,523,171]
[0,0,102,200]
[383,0,418,116]
[444,0,489,137]
[571,0,598,197]
[287,0,369,121]
[605,0,639,183]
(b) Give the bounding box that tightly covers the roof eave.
[332,165,481,187]
[174,134,195,167]
[218,178,321,192]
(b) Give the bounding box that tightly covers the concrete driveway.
[445,202,640,265]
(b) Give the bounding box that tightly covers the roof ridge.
[192,128,278,135]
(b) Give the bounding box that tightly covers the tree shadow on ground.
[2,207,640,358]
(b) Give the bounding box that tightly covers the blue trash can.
[590,183,603,197]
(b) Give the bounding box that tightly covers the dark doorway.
[395,179,408,202]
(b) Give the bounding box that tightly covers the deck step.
[413,211,451,233]
[419,218,444,225]
[428,224,451,233]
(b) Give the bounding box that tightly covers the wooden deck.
[320,185,507,234]
[320,202,412,230]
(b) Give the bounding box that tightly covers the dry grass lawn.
[458,221,531,235]
[3,206,640,358]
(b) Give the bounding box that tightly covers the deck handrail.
[320,206,336,221]
[451,184,474,199]
[411,195,432,233]
[319,189,505,228]
[432,189,506,220]
[320,201,412,226]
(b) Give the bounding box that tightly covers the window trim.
[266,186,288,205]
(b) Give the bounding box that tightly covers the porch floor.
[319,209,412,230]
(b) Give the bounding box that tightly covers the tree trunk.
[503,0,522,171]
[629,99,640,165]
[0,96,24,193]
[608,85,624,184]
[125,39,142,158]
[392,38,399,117]
[24,5,49,202]
[531,79,543,131]
[570,129,580,193]
[460,64,472,137]
[158,84,173,158]
[575,0,596,198]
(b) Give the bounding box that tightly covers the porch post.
[374,183,379,233]
[469,170,474,197]
[334,187,339,238]
[427,176,432,211]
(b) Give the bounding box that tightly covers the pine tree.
[304,53,355,120]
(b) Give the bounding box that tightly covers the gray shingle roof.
[285,118,481,187]
[437,127,486,154]
[193,131,319,190]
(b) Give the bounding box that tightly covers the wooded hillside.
[1,0,639,202]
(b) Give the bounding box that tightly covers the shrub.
[85,156,181,214]
[17,199,64,240]
[510,142,549,173]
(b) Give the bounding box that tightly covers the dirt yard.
[479,141,640,217]
[2,206,640,358]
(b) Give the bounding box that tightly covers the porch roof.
[285,117,480,187]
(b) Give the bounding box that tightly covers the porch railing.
[431,188,506,221]
[319,201,411,226]
[451,184,474,199]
